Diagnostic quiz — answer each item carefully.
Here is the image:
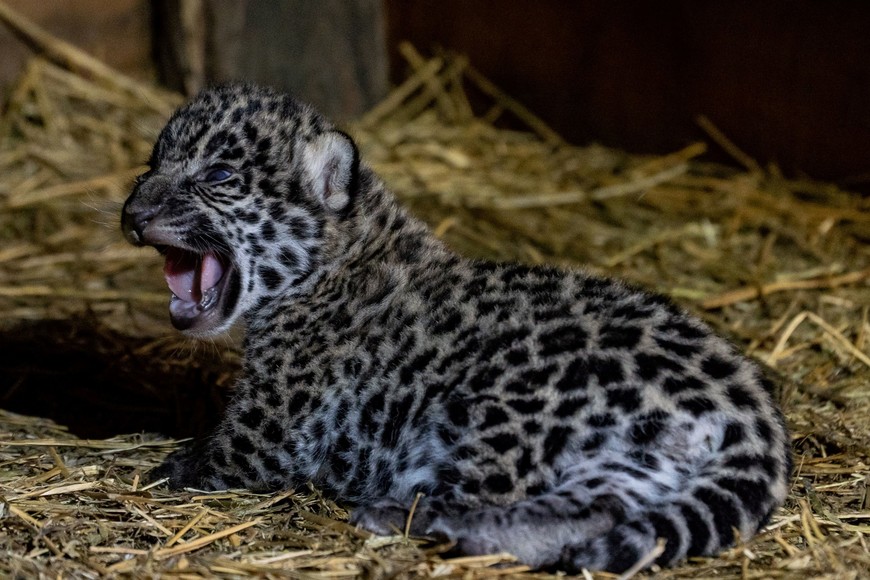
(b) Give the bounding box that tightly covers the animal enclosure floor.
[0,8,868,579]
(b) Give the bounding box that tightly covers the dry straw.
[0,3,868,578]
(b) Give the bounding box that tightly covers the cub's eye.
[201,166,234,183]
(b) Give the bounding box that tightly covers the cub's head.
[121,83,359,336]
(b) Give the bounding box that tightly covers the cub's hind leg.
[349,447,668,568]
[423,452,666,569]
[349,486,624,566]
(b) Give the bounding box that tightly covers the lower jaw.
[169,296,218,331]
[168,270,238,334]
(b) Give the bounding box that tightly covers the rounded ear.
[301,130,359,215]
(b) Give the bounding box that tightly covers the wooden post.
[153,0,389,121]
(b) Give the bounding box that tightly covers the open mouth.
[160,246,235,332]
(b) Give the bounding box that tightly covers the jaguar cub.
[122,83,791,573]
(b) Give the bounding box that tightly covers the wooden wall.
[387,0,870,185]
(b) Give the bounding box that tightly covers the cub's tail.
[561,422,792,573]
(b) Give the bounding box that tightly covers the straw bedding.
[0,7,868,578]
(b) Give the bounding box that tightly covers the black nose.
[122,175,170,245]
[122,202,160,245]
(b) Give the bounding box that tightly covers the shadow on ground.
[0,316,233,439]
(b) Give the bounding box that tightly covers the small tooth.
[199,287,218,309]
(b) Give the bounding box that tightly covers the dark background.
[387,0,870,186]
[0,1,867,182]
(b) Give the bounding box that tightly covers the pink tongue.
[164,249,224,303]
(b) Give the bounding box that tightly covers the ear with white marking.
[301,130,359,215]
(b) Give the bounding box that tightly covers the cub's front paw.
[351,500,407,535]
[147,446,209,489]
[351,499,436,536]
